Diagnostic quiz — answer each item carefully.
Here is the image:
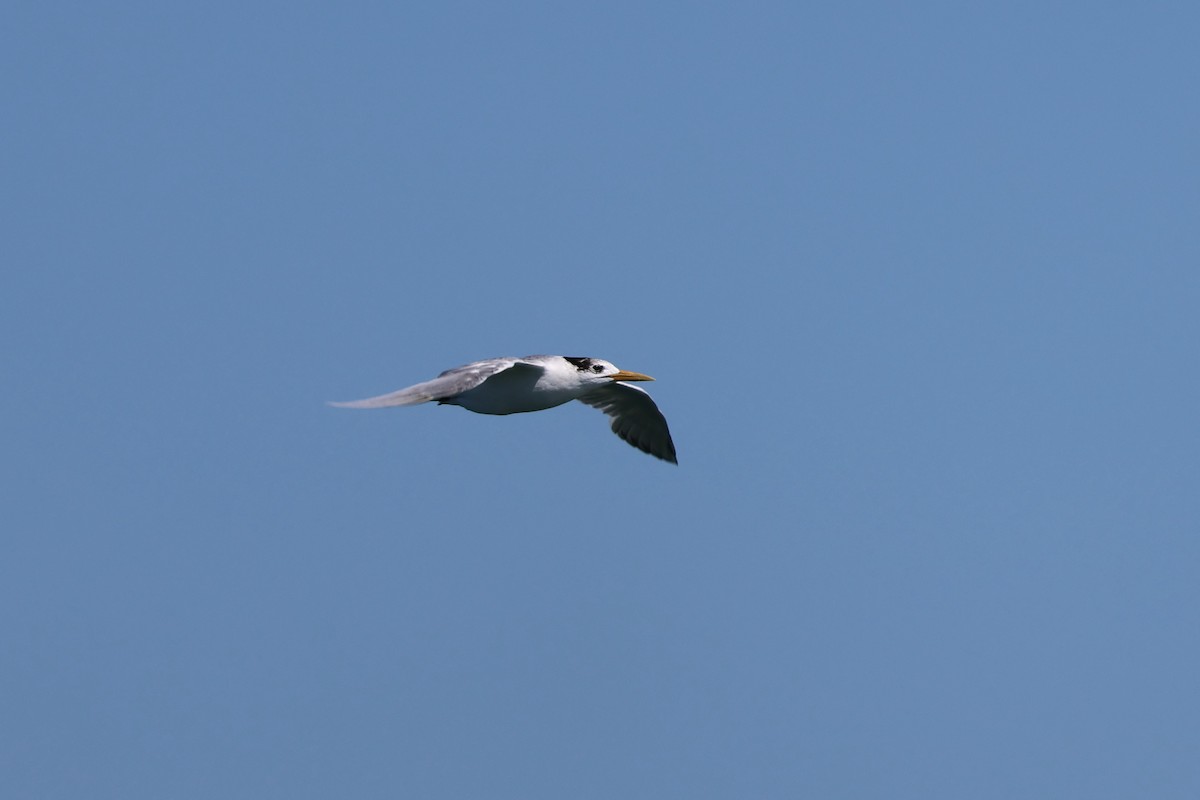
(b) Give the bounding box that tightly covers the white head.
[562,357,655,385]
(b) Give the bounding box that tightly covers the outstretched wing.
[329,358,531,408]
[577,382,678,464]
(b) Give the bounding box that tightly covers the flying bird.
[331,355,677,463]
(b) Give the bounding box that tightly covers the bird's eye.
[592,364,604,373]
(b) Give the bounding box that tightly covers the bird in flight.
[331,355,677,463]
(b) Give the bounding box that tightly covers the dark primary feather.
[577,383,678,464]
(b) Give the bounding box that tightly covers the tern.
[331,355,677,463]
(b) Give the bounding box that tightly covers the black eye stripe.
[564,357,593,371]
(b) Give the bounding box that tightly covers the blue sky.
[3,2,1198,798]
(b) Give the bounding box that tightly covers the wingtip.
[327,399,379,409]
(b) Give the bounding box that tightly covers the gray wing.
[577,383,678,464]
[329,357,530,408]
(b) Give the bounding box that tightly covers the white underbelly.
[447,385,578,415]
